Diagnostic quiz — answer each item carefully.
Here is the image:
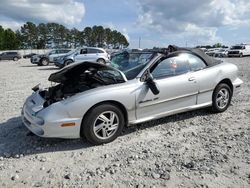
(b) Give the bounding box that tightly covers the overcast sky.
[1,0,250,48]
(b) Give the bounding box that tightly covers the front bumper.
[232,78,243,96]
[30,57,40,64]
[54,60,64,68]
[228,53,240,57]
[21,91,81,139]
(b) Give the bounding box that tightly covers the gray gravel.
[0,58,250,188]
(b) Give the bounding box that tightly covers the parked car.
[22,46,243,145]
[214,49,228,57]
[228,44,250,57]
[49,49,71,63]
[31,49,71,66]
[205,48,219,57]
[23,53,37,59]
[54,47,110,68]
[0,52,21,61]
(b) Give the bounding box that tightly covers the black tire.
[97,58,106,64]
[13,57,18,61]
[40,58,49,66]
[82,104,125,145]
[239,53,243,58]
[212,83,232,113]
[64,60,73,67]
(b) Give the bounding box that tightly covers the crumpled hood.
[48,61,127,83]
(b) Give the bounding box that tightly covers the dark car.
[23,53,37,59]
[31,49,71,66]
[0,52,21,61]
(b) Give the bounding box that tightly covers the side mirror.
[144,70,160,95]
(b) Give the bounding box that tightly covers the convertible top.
[167,45,222,66]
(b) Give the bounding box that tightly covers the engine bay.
[40,68,124,107]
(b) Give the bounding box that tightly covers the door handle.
[188,77,196,81]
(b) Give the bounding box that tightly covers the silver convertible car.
[22,46,243,145]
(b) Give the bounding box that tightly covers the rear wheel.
[40,58,49,66]
[212,83,232,113]
[82,104,125,145]
[97,58,106,64]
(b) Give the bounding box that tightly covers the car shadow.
[20,65,38,67]
[0,108,212,157]
[38,67,59,71]
[123,108,212,135]
[0,116,92,157]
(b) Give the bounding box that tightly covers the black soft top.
[167,45,222,66]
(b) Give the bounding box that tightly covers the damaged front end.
[39,61,127,108]
[21,62,127,138]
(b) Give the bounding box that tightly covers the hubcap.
[42,60,47,65]
[216,88,229,109]
[93,111,119,140]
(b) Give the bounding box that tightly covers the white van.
[228,44,250,57]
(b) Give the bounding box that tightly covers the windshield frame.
[231,45,244,50]
[110,51,156,80]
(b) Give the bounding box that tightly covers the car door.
[1,52,8,60]
[136,53,199,120]
[74,48,88,62]
[86,48,99,61]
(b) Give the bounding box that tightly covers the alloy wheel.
[216,88,230,109]
[93,111,119,140]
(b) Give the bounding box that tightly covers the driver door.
[136,54,199,120]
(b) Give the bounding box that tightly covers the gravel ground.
[0,58,249,188]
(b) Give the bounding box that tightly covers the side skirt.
[129,102,212,125]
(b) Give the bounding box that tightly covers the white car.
[54,47,110,68]
[214,49,228,57]
[22,46,243,145]
[228,44,250,57]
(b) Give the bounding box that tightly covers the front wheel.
[82,104,125,145]
[64,60,73,67]
[13,57,18,61]
[212,83,232,113]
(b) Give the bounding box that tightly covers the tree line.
[0,22,129,50]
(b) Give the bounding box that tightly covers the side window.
[187,54,206,71]
[96,49,104,53]
[87,49,98,54]
[151,55,190,78]
[80,49,87,54]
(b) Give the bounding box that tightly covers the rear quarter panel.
[194,62,238,104]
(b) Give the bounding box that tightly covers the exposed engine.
[40,68,123,107]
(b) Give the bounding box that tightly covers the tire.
[13,57,18,61]
[212,83,232,113]
[97,58,106,64]
[239,53,243,58]
[64,60,73,67]
[82,104,125,145]
[40,58,49,66]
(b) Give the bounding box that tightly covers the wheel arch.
[80,100,128,138]
[97,58,106,63]
[216,78,233,94]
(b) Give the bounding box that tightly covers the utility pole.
[139,37,141,48]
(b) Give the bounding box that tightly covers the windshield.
[110,52,155,80]
[231,46,244,50]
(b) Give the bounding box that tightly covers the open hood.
[49,61,127,83]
